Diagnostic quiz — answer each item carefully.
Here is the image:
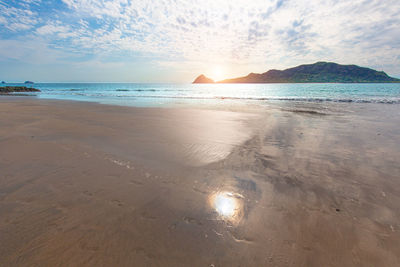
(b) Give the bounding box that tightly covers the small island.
[192,74,215,84]
[0,86,40,94]
[194,62,400,83]
[1,81,5,84]
[24,81,35,84]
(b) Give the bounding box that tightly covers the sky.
[0,0,399,83]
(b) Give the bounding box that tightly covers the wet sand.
[0,97,400,266]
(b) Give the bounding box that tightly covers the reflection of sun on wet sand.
[213,192,238,217]
[1,98,400,266]
[210,191,244,224]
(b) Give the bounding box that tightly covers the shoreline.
[0,97,399,266]
[3,82,400,108]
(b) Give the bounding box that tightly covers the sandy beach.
[1,97,400,266]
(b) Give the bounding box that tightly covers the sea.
[1,83,400,107]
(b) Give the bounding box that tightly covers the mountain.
[193,62,400,83]
[192,74,214,83]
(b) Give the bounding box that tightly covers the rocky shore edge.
[0,86,40,94]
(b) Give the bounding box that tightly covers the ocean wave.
[116,89,158,92]
[112,95,400,104]
[115,89,186,92]
[40,91,400,104]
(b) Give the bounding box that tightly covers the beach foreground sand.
[0,98,400,266]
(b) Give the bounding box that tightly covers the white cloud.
[57,1,400,68]
[0,38,69,64]
[35,23,74,37]
[7,22,33,31]
[0,1,39,31]
[1,0,400,80]
[0,16,6,25]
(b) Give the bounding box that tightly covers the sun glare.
[214,192,236,217]
[211,65,226,81]
[209,191,244,222]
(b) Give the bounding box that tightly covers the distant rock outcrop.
[1,81,5,84]
[192,74,214,84]
[0,86,40,93]
[196,62,400,83]
[24,81,34,84]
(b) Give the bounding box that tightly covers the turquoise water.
[2,83,400,107]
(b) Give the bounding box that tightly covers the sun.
[211,65,226,81]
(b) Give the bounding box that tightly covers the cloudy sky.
[0,0,399,82]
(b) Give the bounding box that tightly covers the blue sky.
[0,0,399,82]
